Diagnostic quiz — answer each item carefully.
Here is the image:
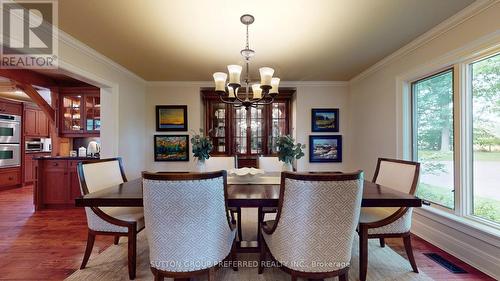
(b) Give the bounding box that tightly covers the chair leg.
[258,239,266,274]
[403,234,419,273]
[339,270,348,281]
[230,210,236,225]
[114,236,120,245]
[237,207,243,242]
[128,229,137,279]
[231,240,238,271]
[154,271,164,281]
[207,267,215,281]
[80,230,95,269]
[379,237,385,248]
[359,227,368,281]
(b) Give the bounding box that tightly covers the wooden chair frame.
[142,171,238,281]
[258,171,363,281]
[77,157,144,280]
[357,158,420,281]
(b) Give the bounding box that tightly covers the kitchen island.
[34,156,99,210]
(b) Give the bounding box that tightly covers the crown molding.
[57,30,146,85]
[147,80,348,87]
[349,0,497,84]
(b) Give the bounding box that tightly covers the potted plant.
[191,129,213,172]
[274,135,305,171]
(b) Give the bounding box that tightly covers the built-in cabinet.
[59,88,100,137]
[24,104,49,137]
[0,167,21,189]
[24,152,51,184]
[34,157,99,209]
[0,99,22,115]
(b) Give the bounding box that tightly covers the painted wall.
[145,82,350,172]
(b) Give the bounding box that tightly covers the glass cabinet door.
[211,103,227,153]
[62,95,82,132]
[85,95,101,132]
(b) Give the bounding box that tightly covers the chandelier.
[212,14,280,109]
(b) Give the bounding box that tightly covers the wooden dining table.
[75,172,421,279]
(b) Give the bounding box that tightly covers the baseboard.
[412,214,500,279]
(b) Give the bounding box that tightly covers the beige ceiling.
[58,0,474,81]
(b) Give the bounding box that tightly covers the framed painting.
[311,108,339,132]
[154,135,189,161]
[156,105,188,131]
[309,135,342,162]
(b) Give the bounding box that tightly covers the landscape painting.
[311,108,339,132]
[154,135,189,161]
[309,135,342,162]
[156,105,188,131]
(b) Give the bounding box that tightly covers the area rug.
[66,209,431,281]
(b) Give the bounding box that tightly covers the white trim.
[57,30,146,85]
[412,211,500,279]
[350,0,496,84]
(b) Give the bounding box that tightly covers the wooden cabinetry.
[0,167,21,190]
[35,158,99,209]
[59,88,100,137]
[202,89,293,157]
[0,99,22,115]
[24,152,50,184]
[24,104,49,137]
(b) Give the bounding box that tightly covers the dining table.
[75,171,422,279]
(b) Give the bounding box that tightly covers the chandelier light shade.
[212,14,280,108]
[213,72,227,92]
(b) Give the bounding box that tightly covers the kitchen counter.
[34,157,100,210]
[34,156,100,160]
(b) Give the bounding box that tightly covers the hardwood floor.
[0,185,495,280]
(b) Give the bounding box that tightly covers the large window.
[412,69,455,209]
[409,50,500,227]
[471,53,500,224]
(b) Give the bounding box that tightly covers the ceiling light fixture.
[212,14,280,109]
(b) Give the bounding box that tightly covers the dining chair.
[259,171,364,281]
[358,158,420,281]
[256,156,282,225]
[257,156,282,172]
[205,156,243,241]
[77,158,144,280]
[142,171,237,281]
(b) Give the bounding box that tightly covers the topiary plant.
[274,135,305,164]
[191,129,213,162]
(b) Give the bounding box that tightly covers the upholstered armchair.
[204,156,243,241]
[358,158,420,281]
[142,171,237,280]
[77,158,144,280]
[259,171,364,281]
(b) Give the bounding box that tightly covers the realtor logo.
[0,0,58,68]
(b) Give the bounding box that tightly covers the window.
[412,69,455,209]
[408,49,500,228]
[203,89,292,157]
[470,53,500,224]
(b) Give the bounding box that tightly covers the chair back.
[77,158,127,195]
[258,156,282,172]
[205,156,235,171]
[142,171,235,272]
[373,158,420,195]
[268,171,364,272]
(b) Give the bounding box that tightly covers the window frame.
[404,45,500,231]
[410,67,457,212]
